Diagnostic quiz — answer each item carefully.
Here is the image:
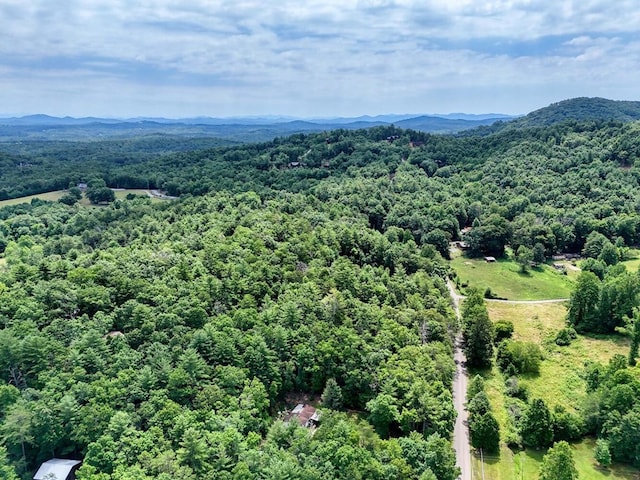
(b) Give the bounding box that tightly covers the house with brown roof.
[286,404,321,428]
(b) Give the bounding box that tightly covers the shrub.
[497,340,543,375]
[494,320,514,343]
[555,326,577,346]
[505,376,528,400]
[552,405,584,441]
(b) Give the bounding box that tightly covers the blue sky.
[1,0,640,118]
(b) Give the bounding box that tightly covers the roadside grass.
[451,253,574,300]
[474,441,640,480]
[471,302,637,479]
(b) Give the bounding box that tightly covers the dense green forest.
[0,194,458,479]
[2,98,640,478]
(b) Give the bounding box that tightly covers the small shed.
[76,183,88,190]
[34,459,82,480]
[286,404,321,428]
[484,256,496,263]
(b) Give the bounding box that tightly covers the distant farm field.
[0,190,66,206]
[451,252,574,300]
[0,189,164,209]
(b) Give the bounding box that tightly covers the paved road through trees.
[448,280,472,480]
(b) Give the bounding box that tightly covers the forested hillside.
[0,192,458,479]
[2,99,640,478]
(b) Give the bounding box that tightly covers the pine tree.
[594,438,612,468]
[321,378,343,410]
[470,411,500,452]
[463,304,494,368]
[539,441,578,480]
[520,398,553,448]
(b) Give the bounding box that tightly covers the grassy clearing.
[451,252,574,300]
[474,441,640,480]
[473,301,637,478]
[486,302,629,410]
[621,250,640,272]
[0,190,67,207]
[0,189,162,209]
[113,189,153,200]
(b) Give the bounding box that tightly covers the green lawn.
[451,251,574,300]
[473,302,637,478]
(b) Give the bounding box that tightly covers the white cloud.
[0,0,639,116]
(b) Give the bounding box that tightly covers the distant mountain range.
[2,98,640,142]
[0,112,514,142]
[0,112,514,126]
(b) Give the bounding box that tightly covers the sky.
[1,0,640,118]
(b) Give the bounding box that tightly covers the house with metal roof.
[286,404,321,428]
[33,458,82,480]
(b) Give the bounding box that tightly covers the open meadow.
[0,189,166,209]
[0,190,67,206]
[470,301,637,479]
[451,250,574,300]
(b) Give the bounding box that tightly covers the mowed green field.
[451,251,574,300]
[0,189,163,209]
[0,190,67,206]
[473,302,637,479]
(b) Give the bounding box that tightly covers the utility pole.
[480,448,485,480]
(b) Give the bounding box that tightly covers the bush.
[594,439,612,467]
[494,320,514,343]
[555,326,577,346]
[497,340,543,375]
[505,376,528,400]
[552,405,584,441]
